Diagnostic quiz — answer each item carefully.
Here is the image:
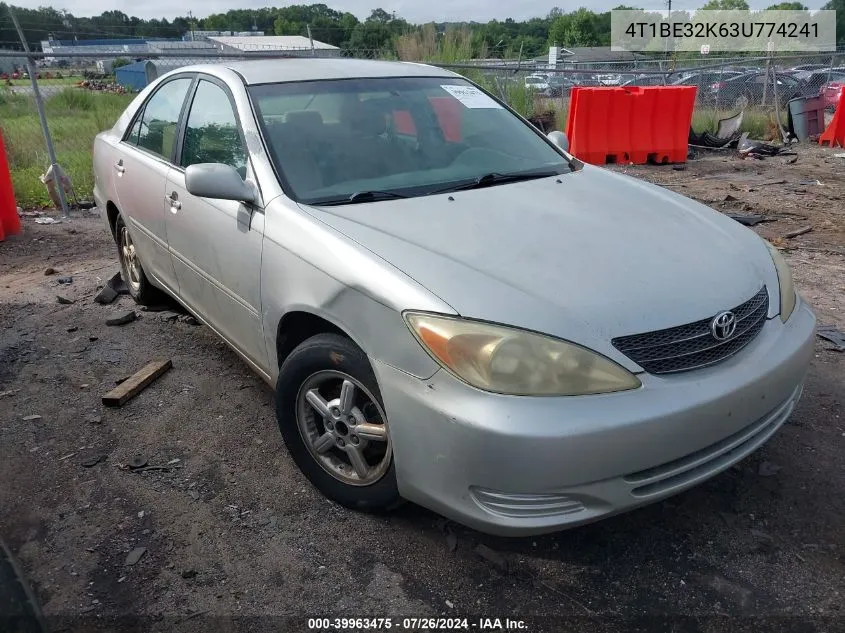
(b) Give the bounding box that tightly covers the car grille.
[611,286,769,375]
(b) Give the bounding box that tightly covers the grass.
[4,76,81,87]
[0,87,131,207]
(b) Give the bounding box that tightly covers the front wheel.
[275,333,401,511]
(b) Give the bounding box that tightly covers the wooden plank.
[102,360,172,408]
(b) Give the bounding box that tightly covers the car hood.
[300,166,778,365]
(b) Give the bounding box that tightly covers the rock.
[81,455,106,468]
[178,314,199,326]
[129,454,148,469]
[85,415,102,425]
[56,295,75,305]
[446,600,454,609]
[94,285,119,305]
[106,311,137,326]
[188,490,200,501]
[67,326,78,332]
[474,544,507,571]
[181,569,198,579]
[44,267,57,275]
[159,313,180,323]
[57,276,72,285]
[22,415,42,421]
[758,461,781,477]
[124,547,147,566]
[106,272,130,295]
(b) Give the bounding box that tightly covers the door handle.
[114,160,125,174]
[167,192,181,212]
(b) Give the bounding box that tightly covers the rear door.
[115,75,194,294]
[164,76,267,368]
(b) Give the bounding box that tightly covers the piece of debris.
[94,286,119,305]
[89,336,98,342]
[672,164,686,171]
[797,179,822,186]
[159,312,180,323]
[81,455,107,468]
[102,359,173,407]
[107,272,129,294]
[105,311,137,326]
[43,267,57,275]
[138,511,145,518]
[129,454,148,469]
[85,414,102,425]
[67,326,78,332]
[783,226,812,239]
[834,152,845,158]
[34,217,61,225]
[727,213,773,227]
[758,461,781,477]
[445,600,454,609]
[124,547,147,566]
[474,544,507,571]
[188,490,200,501]
[178,314,199,326]
[723,194,739,202]
[817,325,845,351]
[56,296,74,305]
[784,155,798,165]
[57,452,76,461]
[0,389,20,398]
[57,276,72,285]
[181,569,198,579]
[738,133,784,158]
[139,304,171,312]
[166,458,181,466]
[22,415,42,421]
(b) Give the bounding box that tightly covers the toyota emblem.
[711,311,737,341]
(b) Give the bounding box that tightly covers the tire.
[114,213,162,305]
[275,333,401,511]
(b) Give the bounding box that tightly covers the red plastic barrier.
[0,130,21,241]
[819,87,845,148]
[565,86,696,165]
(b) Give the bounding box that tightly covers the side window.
[132,78,192,160]
[181,80,247,178]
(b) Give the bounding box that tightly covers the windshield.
[249,76,571,204]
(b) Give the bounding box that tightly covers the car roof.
[190,58,460,85]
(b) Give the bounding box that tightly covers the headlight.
[405,313,641,396]
[764,240,797,322]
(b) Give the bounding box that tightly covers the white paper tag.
[440,85,503,109]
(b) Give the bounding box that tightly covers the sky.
[10,0,830,23]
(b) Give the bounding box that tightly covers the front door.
[164,77,267,369]
[114,76,194,294]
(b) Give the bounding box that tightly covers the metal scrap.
[783,226,812,239]
[817,325,845,351]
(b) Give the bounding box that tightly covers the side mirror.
[547,131,570,153]
[185,163,256,203]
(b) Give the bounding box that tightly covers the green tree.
[823,0,845,43]
[700,0,750,9]
[766,2,807,8]
[549,8,606,47]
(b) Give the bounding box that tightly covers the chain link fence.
[1,47,843,208]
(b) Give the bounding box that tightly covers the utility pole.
[9,7,69,218]
[306,24,316,56]
[187,10,194,41]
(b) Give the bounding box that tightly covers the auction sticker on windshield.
[440,85,503,109]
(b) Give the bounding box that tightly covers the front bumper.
[374,300,816,536]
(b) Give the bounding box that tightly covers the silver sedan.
[93,59,816,536]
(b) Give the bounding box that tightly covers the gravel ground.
[1,146,843,633]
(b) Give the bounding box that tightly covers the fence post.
[306,25,316,57]
[713,61,724,127]
[8,8,69,218]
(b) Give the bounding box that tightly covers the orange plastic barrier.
[0,130,21,241]
[565,86,697,165]
[819,87,845,148]
[392,97,463,142]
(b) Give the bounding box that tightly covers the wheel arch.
[275,310,354,370]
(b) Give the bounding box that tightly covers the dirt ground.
[1,145,843,633]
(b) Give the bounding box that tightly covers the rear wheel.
[275,333,401,511]
[114,214,161,305]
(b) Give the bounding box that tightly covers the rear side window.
[130,78,192,160]
[180,79,247,178]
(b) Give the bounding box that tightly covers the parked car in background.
[621,73,671,87]
[790,63,828,72]
[671,71,742,104]
[713,71,803,109]
[595,73,622,86]
[93,58,815,536]
[524,74,550,92]
[821,77,845,110]
[546,74,577,97]
[796,68,845,98]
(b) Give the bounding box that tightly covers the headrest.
[342,100,386,137]
[284,110,324,130]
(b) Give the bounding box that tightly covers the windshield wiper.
[429,170,562,196]
[310,190,411,206]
